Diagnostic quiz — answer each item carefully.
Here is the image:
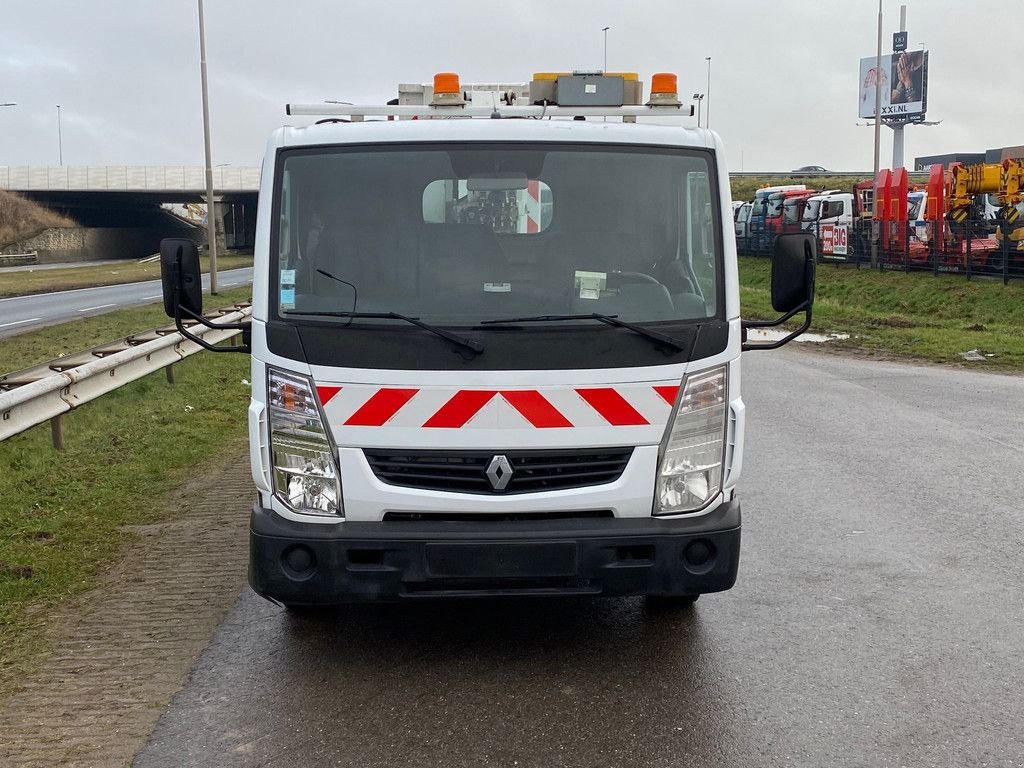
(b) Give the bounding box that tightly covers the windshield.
[274,144,720,327]
[783,199,803,224]
[751,191,769,217]
[802,199,821,222]
[766,192,786,219]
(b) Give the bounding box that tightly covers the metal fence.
[0,304,252,449]
[737,216,1024,284]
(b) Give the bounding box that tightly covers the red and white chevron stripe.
[316,384,680,429]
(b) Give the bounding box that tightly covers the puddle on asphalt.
[746,329,850,343]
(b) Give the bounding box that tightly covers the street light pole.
[705,56,712,129]
[891,4,908,170]
[871,0,883,267]
[602,26,610,72]
[56,105,63,166]
[198,0,218,294]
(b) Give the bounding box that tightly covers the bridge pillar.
[213,201,227,251]
[243,203,256,250]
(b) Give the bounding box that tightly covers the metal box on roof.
[529,72,641,106]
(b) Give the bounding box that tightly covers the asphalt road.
[135,348,1024,768]
[0,267,253,338]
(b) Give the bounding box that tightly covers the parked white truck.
[161,71,815,609]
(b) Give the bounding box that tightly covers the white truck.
[160,71,815,609]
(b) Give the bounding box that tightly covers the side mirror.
[742,233,816,351]
[158,237,251,354]
[771,233,816,313]
[160,238,202,319]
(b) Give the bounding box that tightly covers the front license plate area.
[425,542,578,578]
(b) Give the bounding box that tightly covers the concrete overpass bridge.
[1,166,260,261]
[0,165,259,201]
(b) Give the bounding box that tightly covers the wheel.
[644,594,700,611]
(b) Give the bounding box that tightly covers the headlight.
[655,365,728,515]
[268,368,342,517]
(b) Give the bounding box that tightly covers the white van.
[160,72,815,608]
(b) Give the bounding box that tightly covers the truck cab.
[160,72,815,608]
[765,189,815,236]
[748,184,806,252]
[801,192,853,230]
[734,201,753,249]
[780,191,823,236]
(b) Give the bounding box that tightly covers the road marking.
[0,268,252,303]
[142,295,162,300]
[0,317,41,328]
[77,304,116,313]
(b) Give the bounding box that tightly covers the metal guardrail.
[0,304,252,447]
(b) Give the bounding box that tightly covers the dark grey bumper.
[249,500,741,604]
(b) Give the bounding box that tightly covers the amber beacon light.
[648,72,681,106]
[431,72,465,105]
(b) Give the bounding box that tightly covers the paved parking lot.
[3,348,1022,767]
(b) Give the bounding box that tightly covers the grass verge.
[0,288,252,677]
[740,256,1024,370]
[0,253,254,298]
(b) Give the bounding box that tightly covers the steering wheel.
[609,270,666,288]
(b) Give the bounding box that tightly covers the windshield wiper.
[296,268,483,355]
[479,313,688,353]
[296,311,484,355]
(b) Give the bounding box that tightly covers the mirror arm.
[740,300,809,330]
[741,303,813,352]
[173,300,252,353]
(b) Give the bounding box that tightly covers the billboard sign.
[858,50,928,120]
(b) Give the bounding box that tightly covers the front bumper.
[249,500,741,604]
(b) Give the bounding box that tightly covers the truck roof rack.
[285,103,695,121]
[289,71,698,122]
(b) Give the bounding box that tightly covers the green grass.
[740,256,1024,369]
[0,253,253,298]
[0,288,252,675]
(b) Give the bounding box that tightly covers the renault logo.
[485,455,514,491]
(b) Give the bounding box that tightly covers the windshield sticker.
[574,271,607,300]
[483,283,512,293]
[280,269,296,286]
[280,287,296,309]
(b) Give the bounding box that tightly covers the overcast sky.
[2,0,1022,172]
